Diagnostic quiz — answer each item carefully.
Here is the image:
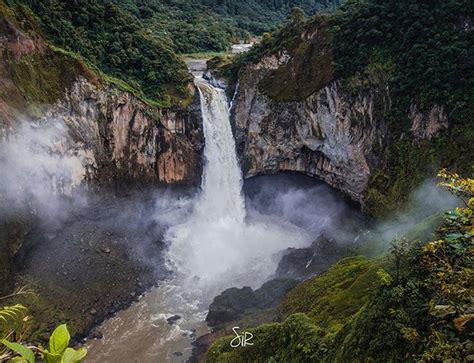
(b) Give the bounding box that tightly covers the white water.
[87,76,310,362]
[192,78,246,223]
[166,78,309,293]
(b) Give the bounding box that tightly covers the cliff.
[0,1,203,186]
[227,2,472,215]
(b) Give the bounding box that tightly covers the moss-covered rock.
[206,257,382,362]
[280,256,381,332]
[0,0,99,120]
[207,279,299,327]
[258,17,334,102]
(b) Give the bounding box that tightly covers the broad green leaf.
[61,347,87,363]
[1,340,35,363]
[11,357,29,362]
[49,324,70,355]
[43,351,61,363]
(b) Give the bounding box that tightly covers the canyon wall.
[230,32,448,210]
[46,78,203,186]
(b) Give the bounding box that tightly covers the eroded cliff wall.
[230,20,453,213]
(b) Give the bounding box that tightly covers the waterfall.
[193,77,246,224]
[166,76,309,292]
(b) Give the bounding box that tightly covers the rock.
[172,352,183,357]
[206,279,298,326]
[206,286,255,326]
[89,308,97,316]
[275,237,350,280]
[103,247,111,254]
[232,47,449,208]
[167,315,181,325]
[89,329,103,340]
[43,77,204,185]
[254,279,299,309]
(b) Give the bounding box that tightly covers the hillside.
[9,0,340,104]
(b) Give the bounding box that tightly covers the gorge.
[0,0,472,362]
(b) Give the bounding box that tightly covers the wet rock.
[276,237,350,280]
[89,329,103,340]
[167,315,181,325]
[254,279,299,309]
[206,279,298,326]
[206,286,254,325]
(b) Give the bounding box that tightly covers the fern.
[0,304,28,324]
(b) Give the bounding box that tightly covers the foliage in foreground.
[1,287,86,362]
[207,171,473,362]
[1,323,86,363]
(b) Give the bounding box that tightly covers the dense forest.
[7,0,339,105]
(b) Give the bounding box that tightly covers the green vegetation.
[2,323,87,362]
[114,0,341,53]
[5,0,340,106]
[1,287,87,362]
[12,0,191,106]
[1,286,87,362]
[331,0,473,216]
[0,1,96,117]
[207,172,474,362]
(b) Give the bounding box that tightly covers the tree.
[289,7,305,23]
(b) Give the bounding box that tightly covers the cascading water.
[166,77,309,292]
[192,78,246,223]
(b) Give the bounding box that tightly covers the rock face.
[46,78,203,185]
[231,50,448,206]
[0,4,204,188]
[275,237,350,281]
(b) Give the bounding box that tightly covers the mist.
[0,117,458,296]
[0,118,90,221]
[364,179,460,253]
